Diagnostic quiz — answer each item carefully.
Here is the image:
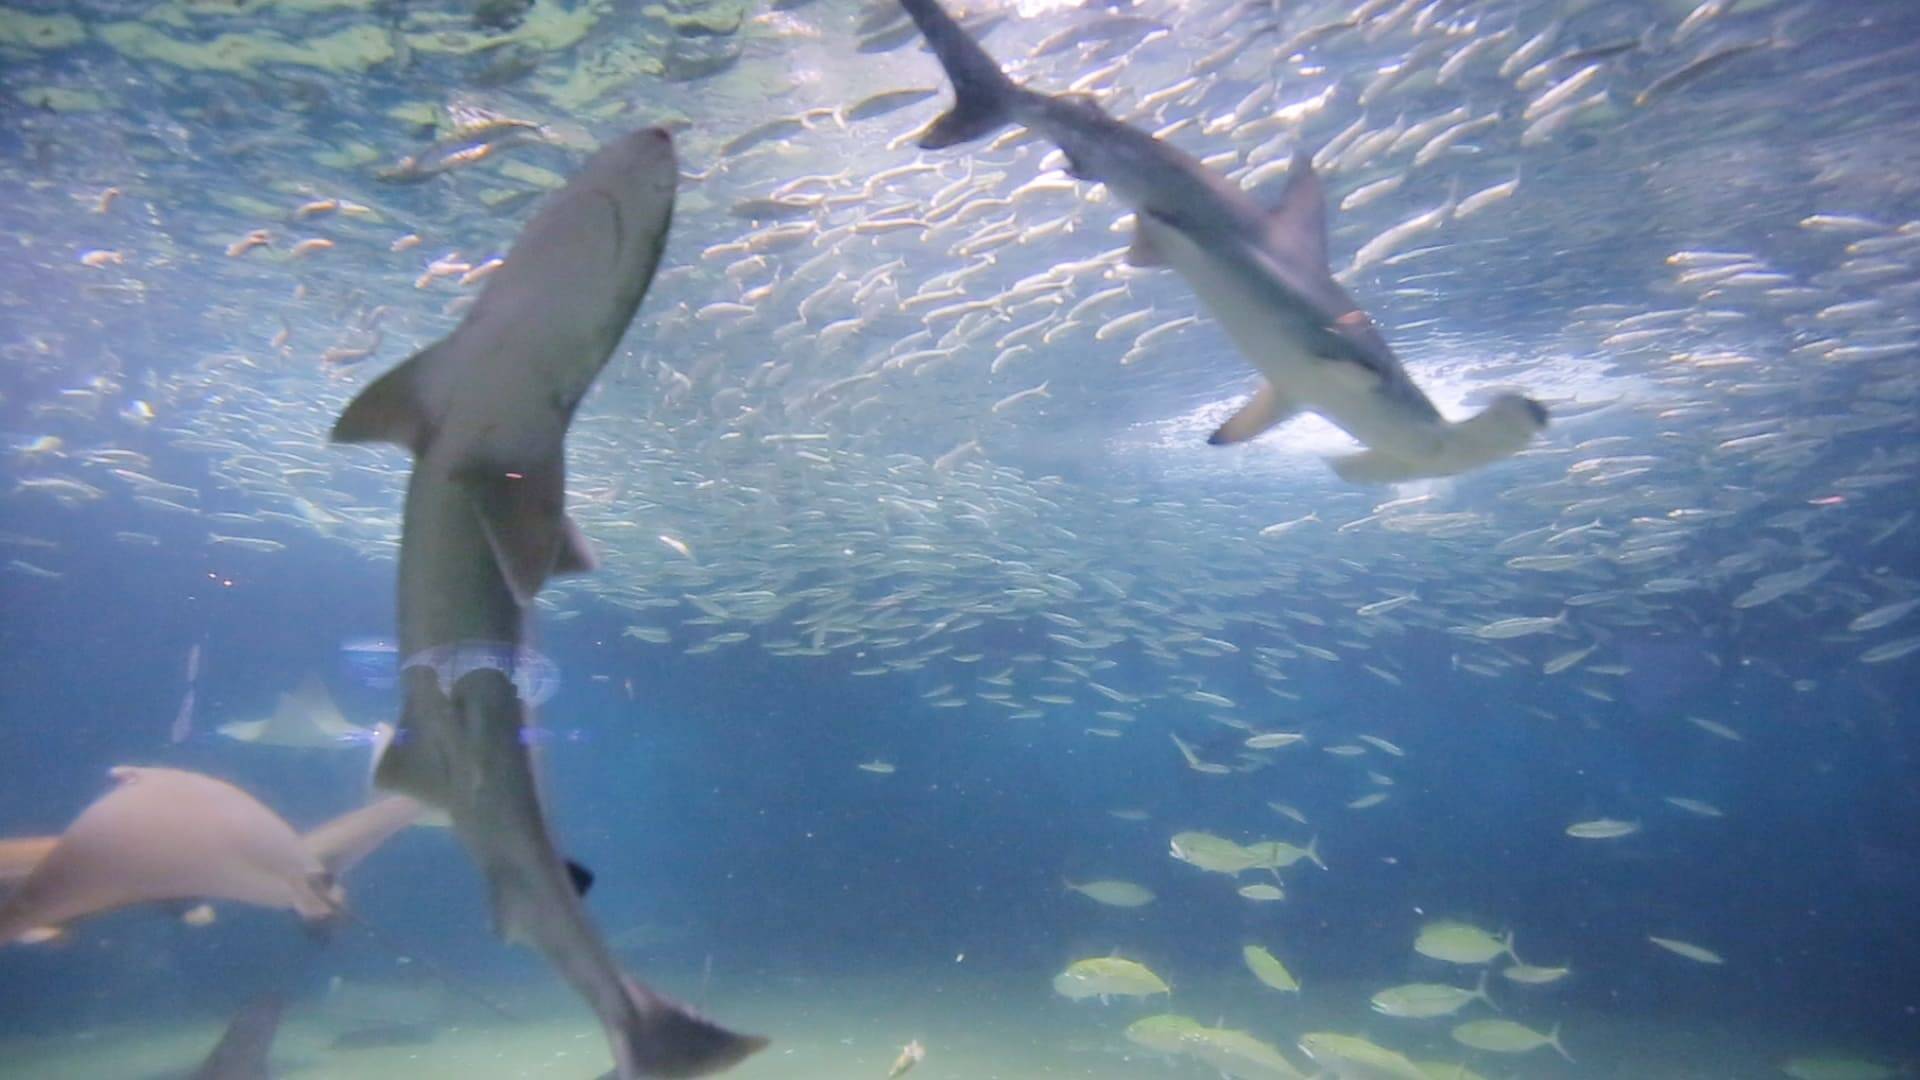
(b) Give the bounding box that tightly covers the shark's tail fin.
[610,975,770,1079]
[1328,393,1547,484]
[898,0,1021,148]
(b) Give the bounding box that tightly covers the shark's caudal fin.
[897,0,1022,148]
[1328,394,1548,484]
[611,976,771,1080]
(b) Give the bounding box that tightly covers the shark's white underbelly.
[1150,223,1445,459]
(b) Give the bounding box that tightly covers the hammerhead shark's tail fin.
[898,0,1022,148]
[1329,394,1548,484]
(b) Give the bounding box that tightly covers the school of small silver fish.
[1,0,1915,1076]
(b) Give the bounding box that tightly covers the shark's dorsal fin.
[1126,223,1165,268]
[1264,151,1328,267]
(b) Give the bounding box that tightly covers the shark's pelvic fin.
[1265,151,1328,267]
[329,342,447,455]
[1209,383,1301,445]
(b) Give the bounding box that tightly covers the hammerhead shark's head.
[0,768,420,945]
[331,127,765,1079]
[896,0,1548,483]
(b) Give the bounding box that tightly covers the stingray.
[0,768,422,945]
[218,674,369,749]
[0,836,57,890]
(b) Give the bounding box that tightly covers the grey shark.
[335,127,673,603]
[896,0,1548,483]
[331,127,765,1078]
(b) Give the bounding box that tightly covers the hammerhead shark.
[331,126,765,1078]
[0,767,421,945]
[895,0,1549,483]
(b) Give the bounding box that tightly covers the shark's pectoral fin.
[1326,448,1428,484]
[1208,383,1301,445]
[461,459,568,606]
[330,341,447,455]
[1126,225,1165,268]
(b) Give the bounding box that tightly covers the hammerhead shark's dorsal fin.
[330,342,447,456]
[1208,383,1301,445]
[1264,151,1328,268]
[1126,224,1165,268]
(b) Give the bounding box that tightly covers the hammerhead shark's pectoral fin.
[1208,383,1300,445]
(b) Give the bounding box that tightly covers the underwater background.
[2,0,1918,1076]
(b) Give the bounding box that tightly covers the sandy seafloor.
[0,968,1880,1079]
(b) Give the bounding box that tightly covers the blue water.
[4,0,1920,1076]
